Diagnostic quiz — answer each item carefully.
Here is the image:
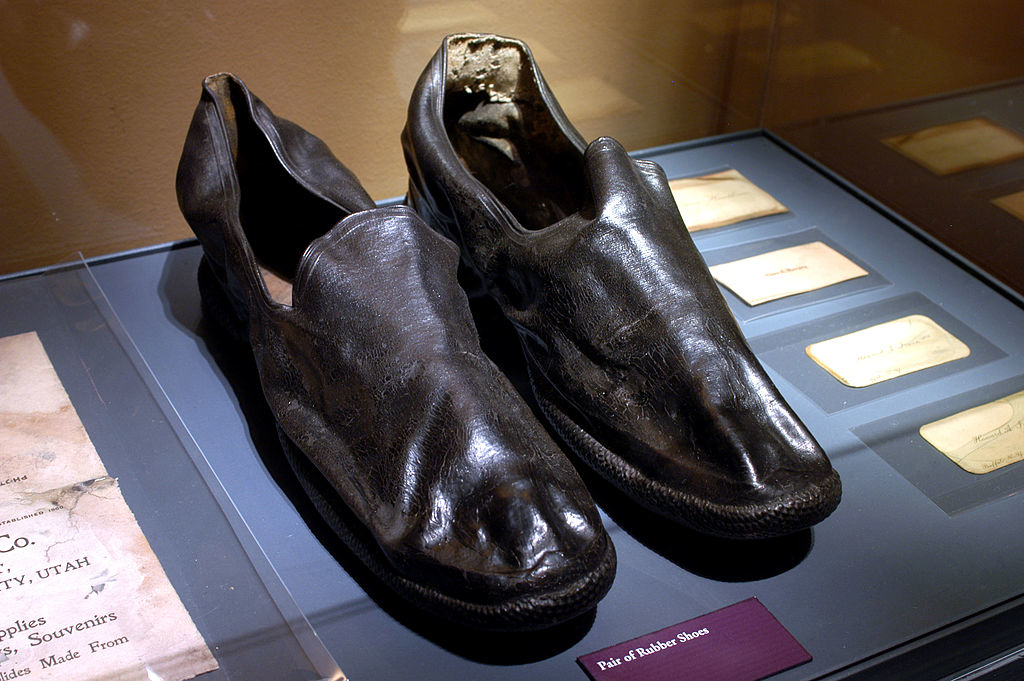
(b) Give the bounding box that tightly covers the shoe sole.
[526,360,842,540]
[197,256,617,629]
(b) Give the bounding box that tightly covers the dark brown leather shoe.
[402,34,841,539]
[176,73,615,629]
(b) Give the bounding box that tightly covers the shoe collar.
[417,34,590,244]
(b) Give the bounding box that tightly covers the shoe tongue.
[291,205,463,316]
[530,137,642,246]
[539,137,640,234]
[582,136,641,210]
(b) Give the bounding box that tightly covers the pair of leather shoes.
[176,32,840,631]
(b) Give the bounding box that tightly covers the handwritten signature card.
[805,315,970,388]
[669,169,789,232]
[709,241,868,306]
[920,389,1024,475]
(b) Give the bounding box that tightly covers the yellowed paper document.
[992,189,1024,223]
[920,390,1024,474]
[669,169,788,231]
[0,333,107,494]
[0,332,217,681]
[882,118,1024,175]
[805,314,970,388]
[709,241,868,305]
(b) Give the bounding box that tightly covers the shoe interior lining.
[259,265,294,305]
[217,78,347,297]
[443,36,586,231]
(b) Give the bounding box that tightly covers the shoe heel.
[197,256,249,345]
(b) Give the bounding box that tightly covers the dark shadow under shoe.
[176,73,615,629]
[402,33,841,539]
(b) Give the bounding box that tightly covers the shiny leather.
[175,73,614,629]
[402,34,841,538]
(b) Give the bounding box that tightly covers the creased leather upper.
[254,207,606,596]
[504,140,832,504]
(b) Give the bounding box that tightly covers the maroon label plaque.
[577,598,811,681]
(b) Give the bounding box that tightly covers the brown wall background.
[760,0,1024,126]
[1,1,1021,274]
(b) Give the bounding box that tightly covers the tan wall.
[0,0,769,274]
[2,1,1022,274]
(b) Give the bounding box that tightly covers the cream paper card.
[882,118,1024,175]
[669,169,788,231]
[709,241,868,305]
[992,189,1024,223]
[805,314,970,388]
[920,390,1024,475]
[0,331,217,681]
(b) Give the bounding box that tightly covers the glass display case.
[1,3,1022,680]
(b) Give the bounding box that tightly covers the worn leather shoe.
[402,34,841,539]
[175,73,615,629]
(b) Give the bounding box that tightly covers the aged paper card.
[882,118,1024,175]
[709,241,868,305]
[920,390,1024,474]
[669,169,788,231]
[805,315,970,388]
[0,331,217,681]
[0,333,107,495]
[992,190,1024,222]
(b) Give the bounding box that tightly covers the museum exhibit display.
[3,4,1024,680]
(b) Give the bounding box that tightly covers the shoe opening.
[442,35,587,231]
[208,75,350,303]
